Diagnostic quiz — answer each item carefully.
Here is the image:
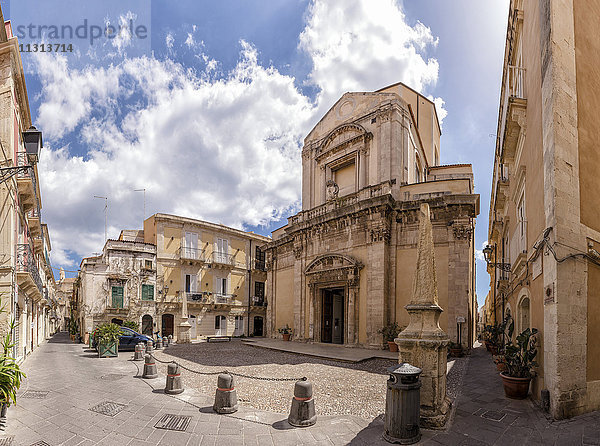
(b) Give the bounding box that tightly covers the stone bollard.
[133,343,145,361]
[142,354,158,379]
[165,362,184,394]
[155,338,163,349]
[146,339,154,353]
[168,335,173,345]
[213,373,238,414]
[163,337,169,347]
[288,379,316,427]
[383,363,422,444]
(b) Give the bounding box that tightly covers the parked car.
[93,327,151,351]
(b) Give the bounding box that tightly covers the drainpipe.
[247,240,252,337]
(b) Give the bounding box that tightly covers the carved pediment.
[317,123,371,160]
[305,254,363,275]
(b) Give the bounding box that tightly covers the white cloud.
[36,42,314,266]
[299,0,441,114]
[35,0,445,268]
[475,240,488,262]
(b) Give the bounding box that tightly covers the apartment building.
[487,0,600,418]
[75,235,157,340]
[264,82,479,349]
[143,214,269,341]
[0,14,56,361]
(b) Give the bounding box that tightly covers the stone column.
[177,293,191,344]
[395,203,450,428]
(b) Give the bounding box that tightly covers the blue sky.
[5,0,508,306]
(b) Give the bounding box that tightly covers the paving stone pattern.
[3,334,600,445]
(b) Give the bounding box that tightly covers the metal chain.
[149,353,306,381]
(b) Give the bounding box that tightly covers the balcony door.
[185,274,197,296]
[216,238,228,263]
[184,232,198,259]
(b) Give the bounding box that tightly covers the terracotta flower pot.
[388,341,398,352]
[500,373,531,399]
[282,333,291,341]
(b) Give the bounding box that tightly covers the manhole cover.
[30,442,50,446]
[0,437,13,446]
[21,390,49,399]
[154,414,192,432]
[90,401,126,417]
[100,374,126,381]
[481,410,506,422]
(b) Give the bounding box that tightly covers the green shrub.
[97,323,122,345]
[122,320,139,331]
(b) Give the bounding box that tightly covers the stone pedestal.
[395,203,451,428]
[395,305,450,428]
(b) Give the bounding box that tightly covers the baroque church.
[264,82,479,349]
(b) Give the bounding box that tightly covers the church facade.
[264,83,479,349]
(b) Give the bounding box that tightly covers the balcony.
[179,246,206,263]
[494,164,510,213]
[16,152,37,212]
[27,207,42,237]
[186,291,210,303]
[213,293,236,305]
[499,65,527,163]
[510,221,528,273]
[251,296,267,307]
[16,244,42,298]
[252,259,267,272]
[210,252,240,268]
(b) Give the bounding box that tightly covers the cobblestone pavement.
[4,333,600,445]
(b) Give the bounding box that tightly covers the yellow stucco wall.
[275,268,294,331]
[164,226,181,255]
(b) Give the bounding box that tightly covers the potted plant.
[123,320,139,331]
[378,323,401,352]
[501,325,538,399]
[96,323,121,358]
[0,302,26,417]
[493,354,507,372]
[448,341,463,357]
[278,325,292,341]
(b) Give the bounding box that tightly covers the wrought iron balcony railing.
[179,246,206,261]
[16,244,42,293]
[210,252,237,267]
[252,296,267,307]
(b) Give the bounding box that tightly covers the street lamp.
[0,126,43,184]
[482,244,511,272]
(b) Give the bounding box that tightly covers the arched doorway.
[111,318,123,326]
[162,314,174,337]
[253,316,263,337]
[142,315,153,336]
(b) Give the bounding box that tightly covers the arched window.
[518,295,531,334]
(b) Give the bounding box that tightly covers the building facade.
[75,237,157,338]
[265,83,479,349]
[0,16,56,362]
[487,0,600,418]
[143,214,269,340]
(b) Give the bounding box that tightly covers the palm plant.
[97,323,122,345]
[0,310,26,408]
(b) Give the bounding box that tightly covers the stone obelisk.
[395,203,450,428]
[177,292,192,344]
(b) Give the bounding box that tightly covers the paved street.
[4,333,600,445]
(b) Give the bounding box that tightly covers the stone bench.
[206,336,232,342]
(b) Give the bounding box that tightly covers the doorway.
[215,315,226,336]
[142,315,153,336]
[162,314,174,337]
[321,288,344,344]
[253,316,264,337]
